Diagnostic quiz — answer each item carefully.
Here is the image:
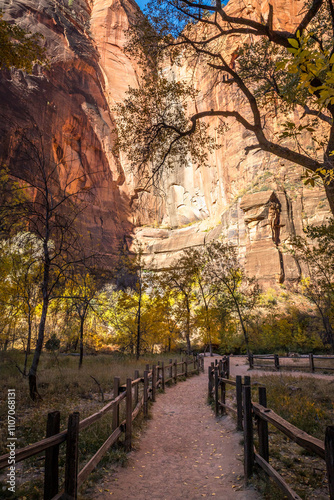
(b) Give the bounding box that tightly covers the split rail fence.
[208,356,334,500]
[249,353,334,373]
[0,355,204,500]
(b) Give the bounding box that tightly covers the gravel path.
[94,356,260,500]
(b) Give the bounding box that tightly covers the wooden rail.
[209,356,334,499]
[0,355,204,499]
[249,353,334,373]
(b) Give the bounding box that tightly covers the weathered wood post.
[214,366,219,416]
[226,356,230,379]
[218,359,223,375]
[134,370,139,407]
[244,375,251,386]
[174,359,178,383]
[201,355,204,372]
[169,359,173,381]
[185,357,188,377]
[236,375,243,431]
[44,411,60,500]
[161,361,165,391]
[274,354,280,370]
[125,378,132,451]
[309,353,315,373]
[258,387,269,463]
[112,377,120,431]
[243,383,254,483]
[221,370,226,416]
[193,354,196,370]
[249,353,254,369]
[152,365,157,402]
[143,370,149,418]
[64,412,80,500]
[325,426,334,500]
[157,362,160,387]
[208,365,214,398]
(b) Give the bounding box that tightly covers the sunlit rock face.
[0,0,331,282]
[134,0,331,284]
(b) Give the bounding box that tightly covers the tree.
[3,131,91,399]
[203,241,260,354]
[0,12,46,72]
[288,219,334,349]
[115,0,334,213]
[62,270,102,368]
[0,233,42,374]
[155,251,199,354]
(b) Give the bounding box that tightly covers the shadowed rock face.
[0,0,141,259]
[0,0,331,283]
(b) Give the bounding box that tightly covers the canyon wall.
[0,0,331,283]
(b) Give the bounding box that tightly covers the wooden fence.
[208,356,334,500]
[0,355,204,499]
[249,353,334,373]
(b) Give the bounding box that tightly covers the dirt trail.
[94,356,260,500]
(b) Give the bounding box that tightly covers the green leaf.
[288,38,299,48]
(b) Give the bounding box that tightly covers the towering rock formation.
[0,0,331,283]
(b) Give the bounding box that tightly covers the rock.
[0,0,331,283]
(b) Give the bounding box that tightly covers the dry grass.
[0,350,186,499]
[249,374,334,499]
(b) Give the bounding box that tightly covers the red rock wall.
[0,0,331,283]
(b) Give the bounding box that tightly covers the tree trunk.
[79,315,84,369]
[186,300,191,355]
[28,243,50,401]
[24,305,32,376]
[28,295,48,400]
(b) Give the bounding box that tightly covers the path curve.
[94,356,260,500]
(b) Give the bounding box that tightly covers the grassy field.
[0,350,186,499]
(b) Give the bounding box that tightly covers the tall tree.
[4,132,90,399]
[289,220,334,349]
[116,0,334,213]
[203,241,260,354]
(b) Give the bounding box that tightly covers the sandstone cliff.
[0,0,331,283]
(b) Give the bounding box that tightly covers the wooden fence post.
[143,370,149,418]
[169,359,173,381]
[201,356,204,372]
[161,361,165,391]
[112,377,120,431]
[236,375,243,431]
[64,412,80,500]
[226,356,230,379]
[152,365,157,402]
[44,411,60,500]
[185,358,188,377]
[134,370,139,406]
[244,375,251,387]
[243,384,254,483]
[208,365,213,398]
[249,353,254,369]
[258,387,269,463]
[274,354,280,370]
[174,359,178,383]
[214,366,219,416]
[325,426,334,500]
[221,371,226,416]
[309,353,315,373]
[125,378,132,451]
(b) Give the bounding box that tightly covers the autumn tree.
[115,0,334,213]
[288,219,334,349]
[203,241,260,354]
[3,132,91,399]
[0,233,43,374]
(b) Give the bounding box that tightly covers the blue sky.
[136,0,148,10]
